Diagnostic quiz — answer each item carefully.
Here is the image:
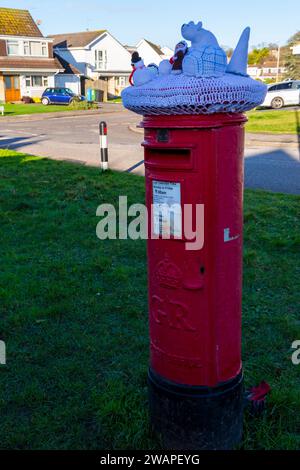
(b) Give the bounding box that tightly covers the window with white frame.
[7,40,19,55]
[42,42,47,56]
[24,41,30,56]
[25,76,49,87]
[24,41,48,57]
[95,50,107,70]
[118,76,126,87]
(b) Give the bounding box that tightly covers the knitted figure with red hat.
[170,40,188,74]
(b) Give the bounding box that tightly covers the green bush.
[68,100,98,110]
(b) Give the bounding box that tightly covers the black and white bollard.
[99,121,108,171]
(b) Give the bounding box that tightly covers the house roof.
[0,7,43,38]
[144,39,163,56]
[124,45,137,55]
[261,61,279,67]
[54,52,82,75]
[0,57,63,71]
[50,30,106,48]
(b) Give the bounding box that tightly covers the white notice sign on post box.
[152,181,182,238]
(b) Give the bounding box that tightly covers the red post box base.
[148,368,244,450]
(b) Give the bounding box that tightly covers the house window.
[4,76,12,88]
[32,76,43,87]
[31,42,42,56]
[23,41,48,57]
[42,42,47,56]
[118,76,126,87]
[95,50,107,70]
[25,76,49,87]
[24,41,30,55]
[4,76,19,89]
[7,40,19,55]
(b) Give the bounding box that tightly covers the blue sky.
[2,0,299,48]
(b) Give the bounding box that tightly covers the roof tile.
[0,57,63,70]
[145,39,163,56]
[0,7,43,37]
[50,30,106,48]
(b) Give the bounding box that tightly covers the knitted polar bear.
[181,21,227,77]
[181,21,220,48]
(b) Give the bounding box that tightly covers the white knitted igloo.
[183,46,228,77]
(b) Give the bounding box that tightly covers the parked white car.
[262,80,300,109]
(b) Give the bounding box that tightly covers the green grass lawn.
[1,102,98,116]
[108,97,122,104]
[246,109,300,134]
[0,149,299,450]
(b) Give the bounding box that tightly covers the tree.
[284,31,300,80]
[268,42,279,50]
[248,47,270,65]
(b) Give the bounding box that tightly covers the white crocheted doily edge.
[122,73,267,115]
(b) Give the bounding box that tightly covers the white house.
[161,46,174,59]
[291,44,300,55]
[261,63,286,80]
[0,7,64,102]
[50,30,132,97]
[247,62,286,82]
[130,39,173,67]
[247,66,261,79]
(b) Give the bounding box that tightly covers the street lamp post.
[276,43,281,82]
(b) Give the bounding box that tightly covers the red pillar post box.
[142,113,247,450]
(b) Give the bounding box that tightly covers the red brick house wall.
[0,40,7,56]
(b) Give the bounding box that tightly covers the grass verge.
[1,102,97,116]
[108,98,122,104]
[246,109,300,134]
[0,149,299,450]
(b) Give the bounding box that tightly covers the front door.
[5,76,21,102]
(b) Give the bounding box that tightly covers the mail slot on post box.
[122,21,267,450]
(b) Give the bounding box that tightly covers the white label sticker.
[153,181,182,238]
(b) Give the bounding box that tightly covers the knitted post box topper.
[122,21,267,114]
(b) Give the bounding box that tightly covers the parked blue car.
[41,88,86,106]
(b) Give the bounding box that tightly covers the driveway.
[0,105,299,195]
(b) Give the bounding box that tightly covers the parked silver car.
[262,80,300,109]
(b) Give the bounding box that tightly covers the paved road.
[0,106,142,171]
[0,107,299,195]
